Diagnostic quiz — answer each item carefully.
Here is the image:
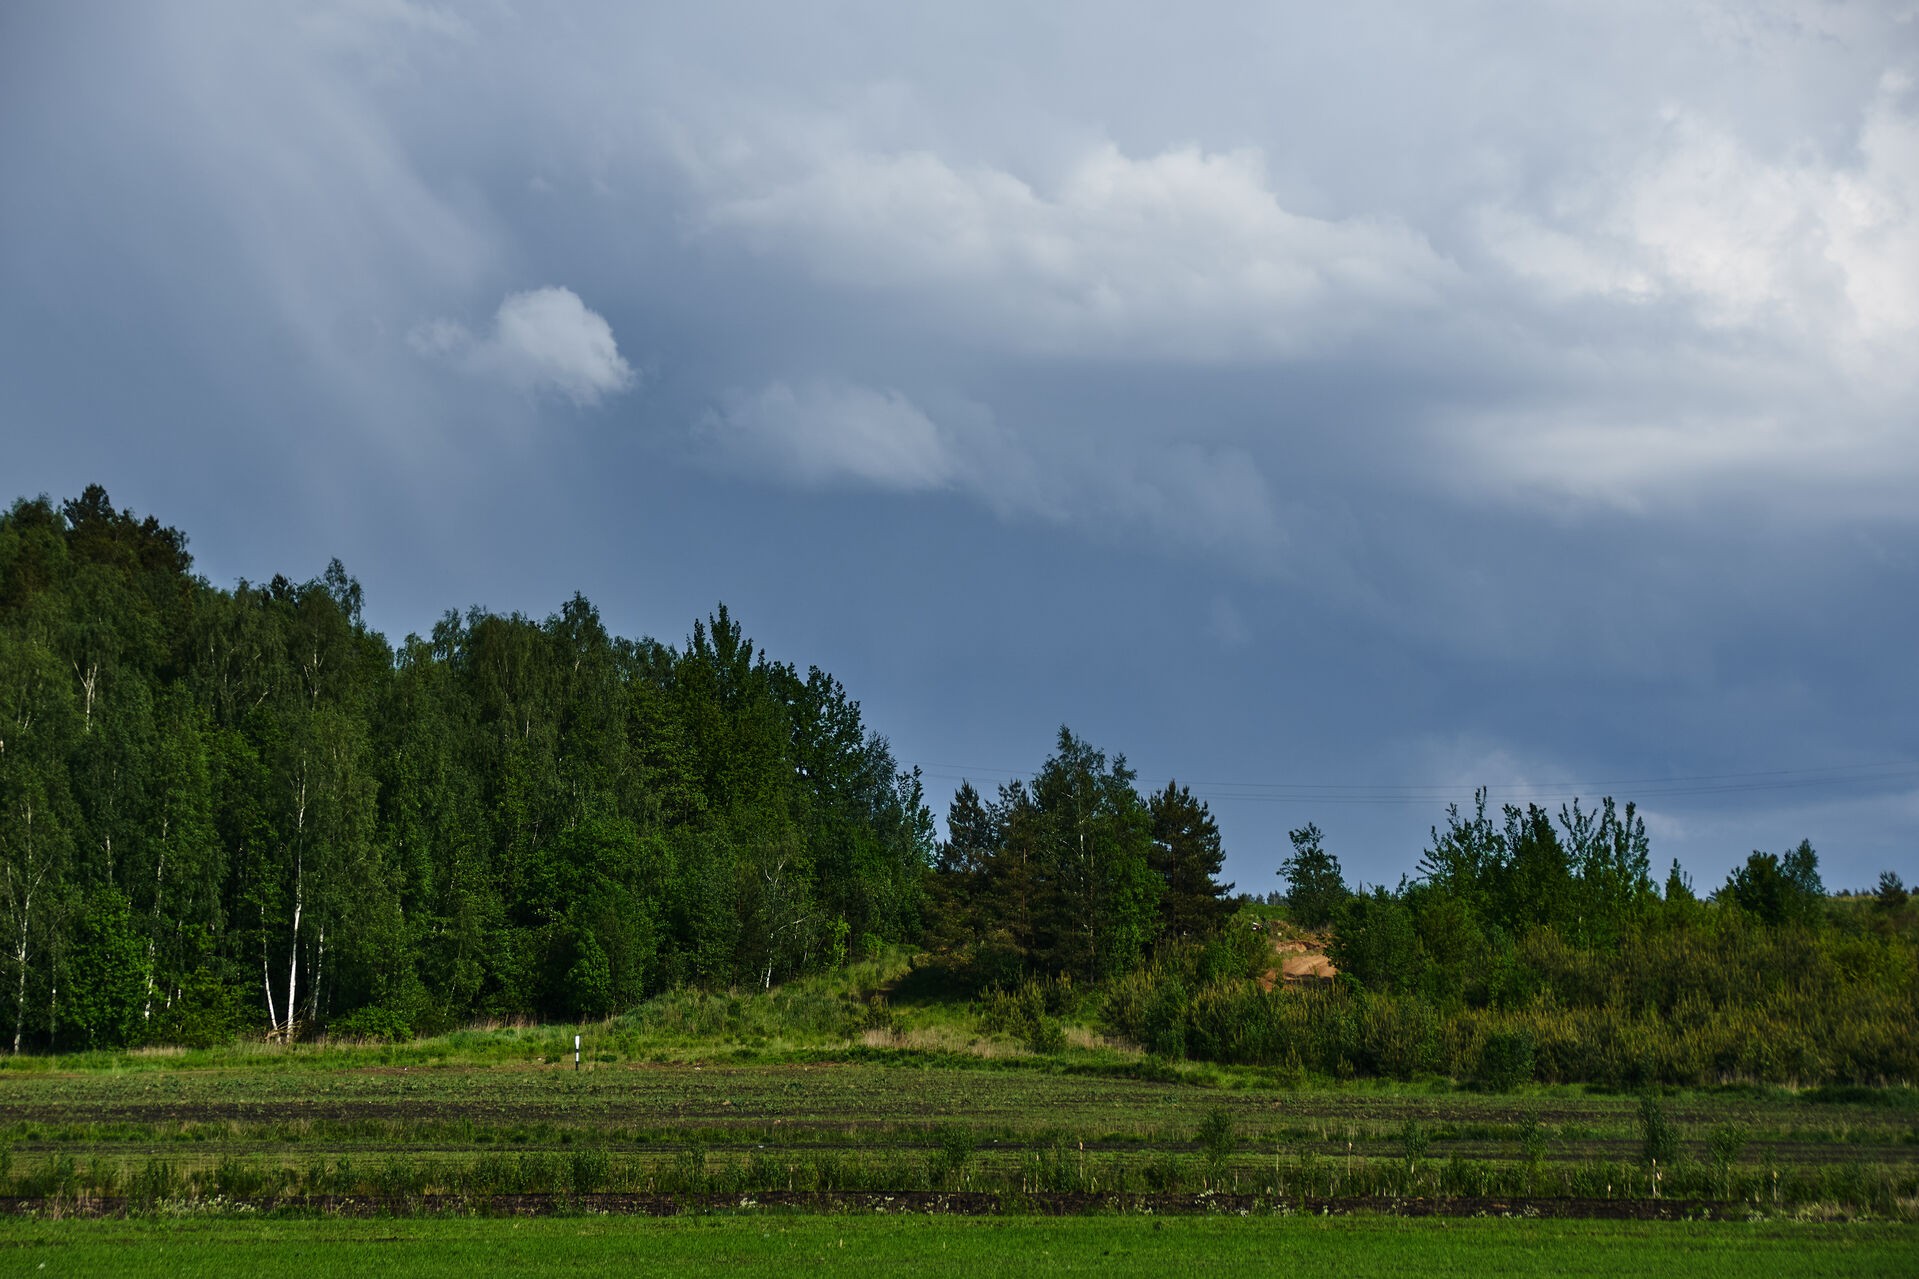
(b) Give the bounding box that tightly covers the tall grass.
[2,1144,1910,1214]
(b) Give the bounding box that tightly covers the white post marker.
[575,1033,582,1072]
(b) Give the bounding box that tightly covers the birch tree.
[0,624,78,1052]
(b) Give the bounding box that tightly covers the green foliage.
[0,490,937,1047]
[1329,888,1418,993]
[1399,1118,1432,1164]
[567,1146,610,1196]
[1196,1104,1237,1169]
[1721,842,1826,926]
[1147,782,1234,939]
[929,728,1229,989]
[1474,1029,1535,1092]
[1102,901,1919,1086]
[2,485,1911,1099]
[327,1005,414,1043]
[562,931,615,1021]
[1637,1092,1680,1168]
[977,978,1068,1054]
[146,964,248,1049]
[62,886,143,1049]
[1278,823,1347,928]
[928,1123,977,1186]
[1708,1122,1748,1191]
[1024,729,1160,982]
[1517,1113,1548,1165]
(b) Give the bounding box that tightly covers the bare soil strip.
[0,1191,1741,1220]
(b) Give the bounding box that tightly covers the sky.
[3,1,1917,893]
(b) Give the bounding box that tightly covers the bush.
[1638,1091,1680,1168]
[978,979,1067,1054]
[1196,1105,1237,1168]
[1141,978,1190,1059]
[328,1005,414,1042]
[63,888,144,1049]
[1400,1119,1432,1165]
[568,1147,611,1195]
[928,1124,977,1186]
[146,967,249,1049]
[1475,1029,1536,1091]
[1709,1123,1747,1195]
[1517,1113,1549,1164]
[860,995,902,1038]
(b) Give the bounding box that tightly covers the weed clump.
[978,980,1068,1054]
[1638,1091,1680,1169]
[1399,1119,1432,1167]
[1196,1105,1237,1185]
[928,1124,977,1187]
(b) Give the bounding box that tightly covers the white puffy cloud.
[701,142,1459,361]
[412,287,636,407]
[1454,72,1919,510]
[679,55,1919,526]
[1485,81,1919,349]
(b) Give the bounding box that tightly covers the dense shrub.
[1101,903,1919,1086]
[977,978,1068,1053]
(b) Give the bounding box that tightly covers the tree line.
[1,488,933,1047]
[5,486,1911,1084]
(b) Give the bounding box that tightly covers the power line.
[910,759,1919,809]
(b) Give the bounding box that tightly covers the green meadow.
[2,1216,1913,1279]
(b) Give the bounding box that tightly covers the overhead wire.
[909,759,1919,809]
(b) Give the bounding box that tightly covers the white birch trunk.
[75,660,98,733]
[143,817,167,1023]
[310,924,325,1024]
[284,871,302,1041]
[261,939,279,1039]
[7,799,39,1056]
[281,772,307,1042]
[11,913,27,1056]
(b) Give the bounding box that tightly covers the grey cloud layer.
[4,0,1916,884]
[14,2,1910,513]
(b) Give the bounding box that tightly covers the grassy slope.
[1,1216,1913,1278]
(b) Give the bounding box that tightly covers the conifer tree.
[1147,781,1234,939]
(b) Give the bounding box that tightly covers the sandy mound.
[1255,927,1339,990]
[1280,951,1338,982]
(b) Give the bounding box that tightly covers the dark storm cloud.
[3,1,1915,887]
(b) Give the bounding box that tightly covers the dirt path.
[0,1191,1731,1220]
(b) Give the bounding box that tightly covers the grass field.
[1,1052,1914,1214]
[2,1215,1915,1277]
[2,956,1914,1246]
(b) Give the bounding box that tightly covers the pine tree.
[1147,781,1234,940]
